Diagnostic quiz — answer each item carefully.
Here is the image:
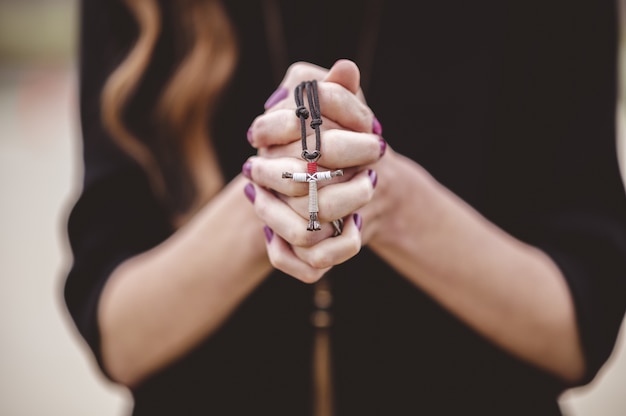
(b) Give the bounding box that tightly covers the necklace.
[260,3,383,415]
[282,80,344,231]
[280,80,343,416]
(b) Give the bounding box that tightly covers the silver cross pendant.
[285,80,344,231]
[283,161,343,231]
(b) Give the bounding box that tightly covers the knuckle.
[360,175,376,202]
[348,234,363,256]
[298,269,325,284]
[254,200,271,222]
[285,61,304,76]
[364,183,375,203]
[268,253,283,271]
[292,230,317,247]
[358,107,373,125]
[286,182,307,197]
[369,136,382,161]
[282,227,299,245]
[322,82,341,105]
[252,114,270,139]
[285,62,314,83]
[309,251,333,269]
[250,113,263,129]
[316,196,339,221]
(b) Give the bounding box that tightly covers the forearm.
[98,176,272,387]
[367,149,585,383]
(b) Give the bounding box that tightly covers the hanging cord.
[285,81,342,230]
[285,81,343,416]
[312,276,334,416]
[306,80,323,159]
[295,80,321,162]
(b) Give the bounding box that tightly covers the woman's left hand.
[243,60,385,282]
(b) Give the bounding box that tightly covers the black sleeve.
[64,168,172,376]
[486,0,626,385]
[534,83,626,385]
[523,116,626,386]
[62,0,172,376]
[523,68,626,385]
[535,189,626,385]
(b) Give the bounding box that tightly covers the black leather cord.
[294,80,322,162]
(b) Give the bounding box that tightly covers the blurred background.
[0,0,624,414]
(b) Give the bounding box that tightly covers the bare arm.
[249,60,586,384]
[98,176,272,387]
[363,148,585,383]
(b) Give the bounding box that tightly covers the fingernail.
[368,169,378,188]
[244,182,256,203]
[247,128,253,145]
[264,87,288,110]
[242,160,252,179]
[379,138,387,157]
[263,225,274,243]
[353,213,363,231]
[372,116,383,135]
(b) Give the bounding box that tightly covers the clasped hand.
[243,60,386,282]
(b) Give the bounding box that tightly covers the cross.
[285,80,344,231]
[283,161,343,231]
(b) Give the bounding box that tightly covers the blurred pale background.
[0,0,624,415]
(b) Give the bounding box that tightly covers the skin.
[98,59,585,388]
[247,59,586,383]
[96,62,381,387]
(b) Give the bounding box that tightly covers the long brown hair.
[100,0,237,220]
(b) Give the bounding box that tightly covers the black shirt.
[64,0,626,414]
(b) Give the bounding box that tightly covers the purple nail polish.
[242,161,252,179]
[372,116,383,135]
[247,128,253,145]
[368,169,378,188]
[264,87,288,110]
[379,138,387,157]
[353,213,363,231]
[244,183,256,203]
[263,225,274,243]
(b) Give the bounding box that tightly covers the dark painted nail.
[368,169,378,188]
[247,128,253,145]
[379,138,387,157]
[263,225,274,243]
[242,160,252,179]
[353,213,363,231]
[372,116,383,135]
[244,182,256,203]
[264,87,288,109]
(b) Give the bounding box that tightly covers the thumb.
[322,59,361,94]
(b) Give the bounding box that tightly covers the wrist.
[365,148,438,250]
